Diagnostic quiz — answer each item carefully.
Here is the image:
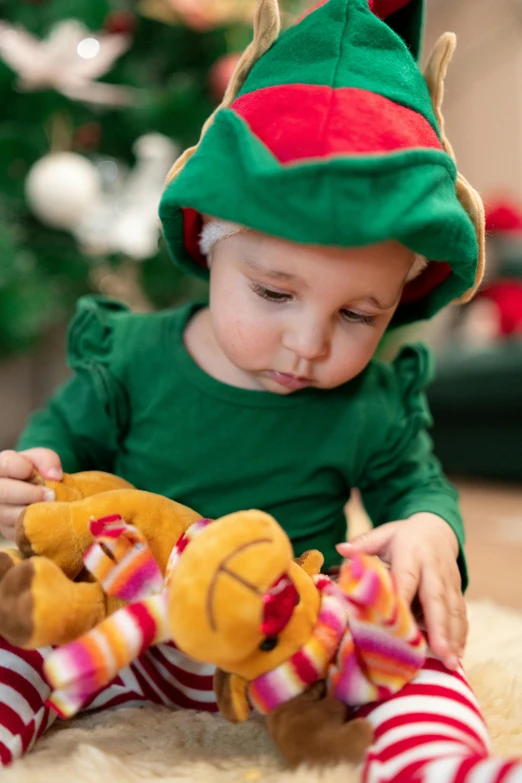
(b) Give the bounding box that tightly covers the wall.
[424,0,522,201]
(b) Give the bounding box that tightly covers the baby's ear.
[294,550,324,578]
[213,670,250,723]
[424,33,485,303]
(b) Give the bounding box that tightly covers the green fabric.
[159,0,479,326]
[159,111,477,328]
[238,0,438,133]
[18,296,467,586]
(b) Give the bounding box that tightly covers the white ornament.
[25,152,101,231]
[0,20,135,106]
[74,133,180,259]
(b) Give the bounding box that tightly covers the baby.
[1,1,515,780]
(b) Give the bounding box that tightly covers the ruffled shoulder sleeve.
[389,342,434,431]
[66,295,131,435]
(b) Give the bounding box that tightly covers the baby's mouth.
[269,371,312,390]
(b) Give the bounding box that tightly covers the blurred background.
[0,0,521,607]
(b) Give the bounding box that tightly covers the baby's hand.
[337,513,467,670]
[0,448,62,540]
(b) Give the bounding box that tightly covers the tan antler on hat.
[165,0,281,187]
[424,33,486,303]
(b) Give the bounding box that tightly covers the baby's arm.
[340,346,467,668]
[0,290,131,539]
[16,370,121,474]
[0,370,122,540]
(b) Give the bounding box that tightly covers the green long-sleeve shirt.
[18,296,467,585]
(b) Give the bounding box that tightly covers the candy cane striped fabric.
[2,639,522,780]
[84,515,164,602]
[331,553,426,705]
[0,635,217,767]
[359,657,500,783]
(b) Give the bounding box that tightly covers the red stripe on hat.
[232,85,443,162]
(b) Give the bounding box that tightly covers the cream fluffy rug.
[4,601,522,783]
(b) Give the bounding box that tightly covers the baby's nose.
[283,325,329,361]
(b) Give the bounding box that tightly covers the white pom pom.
[25,151,101,230]
[199,219,245,257]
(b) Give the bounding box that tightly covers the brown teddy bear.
[42,504,426,767]
[0,471,203,649]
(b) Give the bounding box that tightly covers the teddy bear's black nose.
[259,636,278,652]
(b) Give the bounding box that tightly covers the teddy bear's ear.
[165,0,281,187]
[424,32,486,303]
[294,550,324,577]
[213,669,250,723]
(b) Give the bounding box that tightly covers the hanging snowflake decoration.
[0,19,136,106]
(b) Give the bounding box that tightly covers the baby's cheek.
[330,333,380,384]
[215,311,270,365]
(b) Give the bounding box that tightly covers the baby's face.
[208,232,415,394]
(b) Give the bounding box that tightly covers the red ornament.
[485,201,522,234]
[261,574,299,638]
[209,53,241,102]
[104,10,137,35]
[479,282,522,336]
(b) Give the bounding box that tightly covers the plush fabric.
[3,601,521,783]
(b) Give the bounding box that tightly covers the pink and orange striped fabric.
[248,554,426,714]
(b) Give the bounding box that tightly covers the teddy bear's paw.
[0,559,37,647]
[0,549,22,583]
[268,689,374,767]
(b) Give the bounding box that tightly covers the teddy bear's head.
[167,510,323,681]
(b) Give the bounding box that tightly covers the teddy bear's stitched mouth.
[206,537,276,631]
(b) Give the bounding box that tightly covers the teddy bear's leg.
[0,549,23,582]
[0,557,111,649]
[50,472,135,502]
[29,471,134,503]
[266,681,374,767]
[16,489,201,578]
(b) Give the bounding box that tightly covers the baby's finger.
[390,547,421,606]
[0,478,55,507]
[447,589,468,659]
[419,568,456,669]
[0,450,35,481]
[0,505,26,541]
[19,448,63,482]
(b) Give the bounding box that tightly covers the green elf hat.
[159,0,485,327]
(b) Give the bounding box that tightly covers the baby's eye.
[341,309,375,327]
[252,283,292,303]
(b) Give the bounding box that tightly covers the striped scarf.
[45,515,212,719]
[248,556,426,714]
[44,518,425,720]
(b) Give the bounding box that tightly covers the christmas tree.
[0,0,301,358]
